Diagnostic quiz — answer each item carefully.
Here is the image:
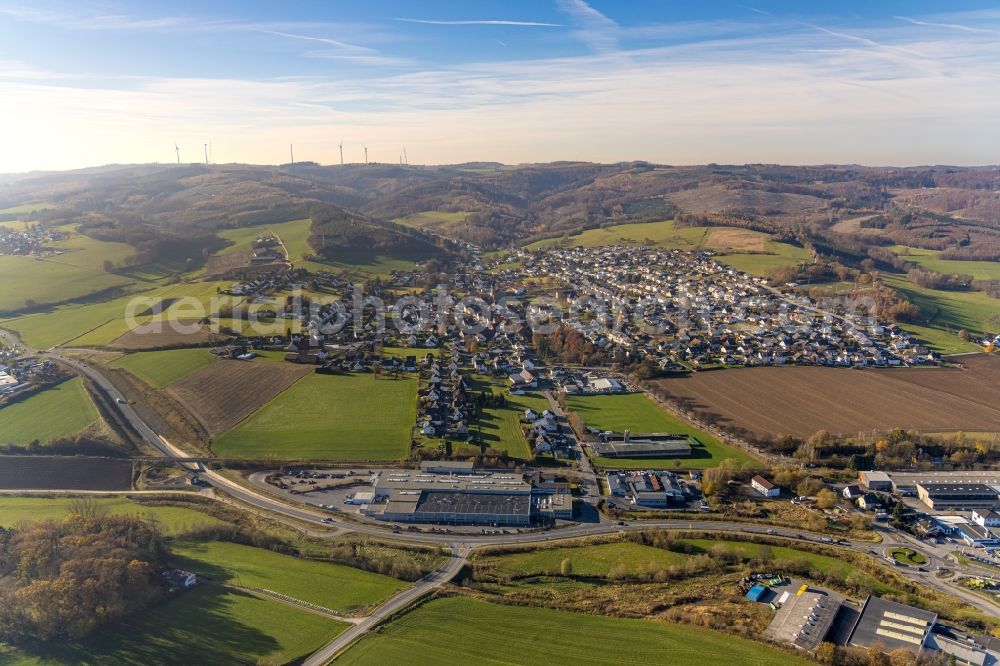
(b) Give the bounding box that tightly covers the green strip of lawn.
[338,596,811,666]
[169,540,408,615]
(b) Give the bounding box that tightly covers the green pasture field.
[212,218,311,261]
[0,220,32,229]
[337,596,810,666]
[1,585,347,666]
[0,497,223,535]
[0,202,55,216]
[169,540,407,615]
[394,210,470,231]
[882,273,997,352]
[212,372,417,460]
[0,255,133,314]
[719,247,811,277]
[47,228,135,272]
[0,377,98,444]
[0,296,141,348]
[110,348,218,388]
[678,538,891,594]
[565,393,758,469]
[890,246,1000,282]
[475,541,688,577]
[317,246,436,279]
[0,281,232,349]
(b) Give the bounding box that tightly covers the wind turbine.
[290,144,294,165]
[362,145,368,165]
[403,146,408,165]
[174,142,180,165]
[203,143,208,165]
[338,139,344,165]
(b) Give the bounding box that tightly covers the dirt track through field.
[168,360,311,436]
[653,354,1000,439]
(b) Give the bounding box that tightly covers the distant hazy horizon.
[5,159,1000,179]
[2,0,999,173]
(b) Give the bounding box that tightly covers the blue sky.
[1,1,999,171]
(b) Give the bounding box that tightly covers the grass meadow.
[0,255,133,314]
[890,245,1000,281]
[0,377,98,444]
[0,280,232,349]
[0,497,223,535]
[337,596,811,666]
[169,540,407,615]
[882,272,998,353]
[565,393,758,469]
[0,202,55,216]
[475,541,688,577]
[110,348,218,388]
[1,585,347,666]
[213,372,417,460]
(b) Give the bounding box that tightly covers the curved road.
[3,330,998,662]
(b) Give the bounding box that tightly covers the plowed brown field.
[0,455,132,490]
[167,360,311,436]
[652,354,1000,439]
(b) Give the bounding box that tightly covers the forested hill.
[2,161,999,254]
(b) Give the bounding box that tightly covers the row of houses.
[514,246,934,369]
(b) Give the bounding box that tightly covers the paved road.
[4,332,998,659]
[302,545,470,666]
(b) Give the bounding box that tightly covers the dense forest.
[0,506,167,642]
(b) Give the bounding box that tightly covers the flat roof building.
[362,469,570,526]
[848,596,937,654]
[419,460,477,475]
[591,434,693,459]
[607,471,686,507]
[916,482,1000,511]
[860,471,893,492]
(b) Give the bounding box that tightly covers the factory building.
[916,483,1000,511]
[847,596,937,654]
[606,470,687,507]
[360,470,572,526]
[590,432,693,459]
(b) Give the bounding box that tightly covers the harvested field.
[168,360,311,436]
[109,321,225,350]
[0,455,132,490]
[202,250,251,276]
[652,354,1000,440]
[706,227,767,252]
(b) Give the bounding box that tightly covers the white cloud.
[1,10,999,171]
[395,18,561,27]
[555,0,620,53]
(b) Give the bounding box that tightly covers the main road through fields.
[3,339,997,662]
